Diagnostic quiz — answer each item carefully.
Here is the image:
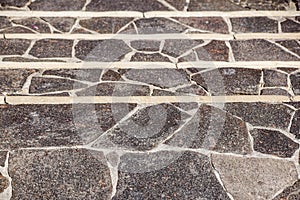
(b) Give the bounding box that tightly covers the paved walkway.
[0,0,300,199]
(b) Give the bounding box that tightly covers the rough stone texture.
[79,17,134,34]
[92,104,187,150]
[162,39,204,58]
[29,39,73,58]
[166,104,251,154]
[0,0,28,8]
[261,88,290,96]
[0,152,6,167]
[0,173,9,193]
[101,70,123,81]
[29,0,86,10]
[175,84,208,96]
[225,103,293,130]
[231,17,278,33]
[86,0,169,11]
[0,16,11,29]
[75,40,131,61]
[230,39,300,61]
[291,72,300,95]
[0,26,35,33]
[114,151,230,199]
[42,17,76,32]
[12,17,51,33]
[3,57,66,62]
[212,154,298,200]
[263,69,287,87]
[165,0,186,10]
[192,68,261,95]
[0,39,30,55]
[130,40,161,51]
[43,69,102,82]
[188,0,244,11]
[135,18,187,34]
[290,110,300,139]
[130,53,171,62]
[277,40,300,56]
[196,40,229,61]
[174,17,229,33]
[76,82,150,96]
[124,69,190,88]
[250,128,299,157]
[281,19,300,33]
[29,77,88,94]
[9,149,112,199]
[236,0,290,10]
[273,180,300,200]
[0,69,37,94]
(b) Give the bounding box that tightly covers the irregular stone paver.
[263,69,288,87]
[0,152,6,167]
[2,57,66,62]
[29,0,86,10]
[42,17,76,32]
[130,40,161,51]
[0,17,11,29]
[101,70,123,81]
[162,39,204,58]
[231,17,278,33]
[290,110,300,139]
[0,39,30,55]
[12,17,51,33]
[273,180,300,200]
[114,151,230,199]
[43,69,102,82]
[225,102,294,130]
[0,0,28,8]
[188,0,244,11]
[250,128,299,157]
[281,19,300,33]
[130,52,171,62]
[212,154,298,200]
[0,173,9,194]
[277,40,300,56]
[261,88,290,96]
[196,40,229,61]
[291,72,300,95]
[9,149,112,199]
[166,104,251,154]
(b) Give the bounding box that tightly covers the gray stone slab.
[0,39,30,55]
[231,17,278,33]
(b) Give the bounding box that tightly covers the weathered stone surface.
[0,173,8,193]
[166,104,251,154]
[175,84,208,96]
[261,88,290,96]
[12,17,51,33]
[162,39,204,57]
[196,40,229,61]
[75,40,131,61]
[130,53,171,62]
[0,26,34,33]
[188,0,244,11]
[277,40,300,57]
[42,17,76,32]
[29,39,73,58]
[79,17,133,34]
[281,19,300,33]
[0,39,30,55]
[86,0,169,11]
[114,151,230,199]
[291,72,300,95]
[29,0,85,10]
[263,69,287,87]
[251,128,299,157]
[77,82,150,96]
[101,70,122,81]
[43,69,102,82]
[135,18,187,34]
[0,69,37,94]
[3,57,65,62]
[212,154,298,200]
[225,102,293,130]
[230,39,300,61]
[231,17,278,33]
[9,149,112,199]
[0,152,6,167]
[130,40,161,51]
[174,17,229,33]
[192,68,261,95]
[273,180,300,200]
[152,89,176,96]
[165,0,186,10]
[124,69,190,88]
[0,0,28,8]
[237,0,290,10]
[29,77,88,94]
[0,17,11,29]
[290,110,300,139]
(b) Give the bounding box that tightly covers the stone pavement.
[0,0,300,199]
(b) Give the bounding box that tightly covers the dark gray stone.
[0,17,11,29]
[3,57,65,62]
[277,40,300,57]
[29,0,86,10]
[42,17,76,32]
[0,39,30,55]
[175,84,208,96]
[0,26,34,33]
[162,39,204,58]
[281,19,300,33]
[130,40,161,51]
[273,180,300,200]
[188,0,244,11]
[263,69,287,87]
[165,0,186,10]
[236,0,290,10]
[251,128,299,157]
[231,17,278,33]
[261,88,290,96]
[290,110,300,139]
[113,151,230,199]
[101,70,123,81]
[9,149,112,199]
[0,173,8,194]
[130,53,171,62]
[195,40,229,61]
[12,17,51,33]
[0,152,6,167]
[43,69,102,82]
[291,72,300,95]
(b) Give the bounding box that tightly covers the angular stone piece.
[130,53,171,62]
[0,39,30,55]
[86,0,169,11]
[0,152,7,167]
[12,17,51,33]
[231,17,278,33]
[290,110,300,139]
[225,102,293,130]
[230,39,300,61]
[0,17,11,29]
[196,40,229,61]
[124,69,190,88]
[162,39,204,57]
[0,0,28,8]
[75,40,131,61]
[135,18,187,34]
[273,180,300,200]
[9,149,112,199]
[29,77,88,94]
[263,69,287,87]
[251,128,299,157]
[29,0,86,10]
[212,154,298,200]
[0,69,37,94]
[192,68,261,95]
[3,57,65,62]
[174,17,229,33]
[281,19,300,33]
[166,104,251,154]
[79,17,133,34]
[188,0,244,11]
[29,39,73,58]
[42,17,76,32]
[101,70,122,81]
[291,72,300,95]
[130,40,161,51]
[277,40,300,56]
[175,84,208,96]
[261,88,290,96]
[114,151,230,199]
[236,0,290,10]
[152,89,176,96]
[0,173,8,193]
[0,26,34,33]
[43,69,102,82]
[165,0,186,10]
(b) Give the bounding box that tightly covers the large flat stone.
[0,39,30,55]
[195,40,229,61]
[263,69,288,87]
[12,17,51,33]
[9,149,112,199]
[212,154,298,200]
[113,151,230,199]
[281,19,300,33]
[162,39,204,58]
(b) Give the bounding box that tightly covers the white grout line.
[4,95,294,104]
[1,61,300,69]
[0,96,4,104]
